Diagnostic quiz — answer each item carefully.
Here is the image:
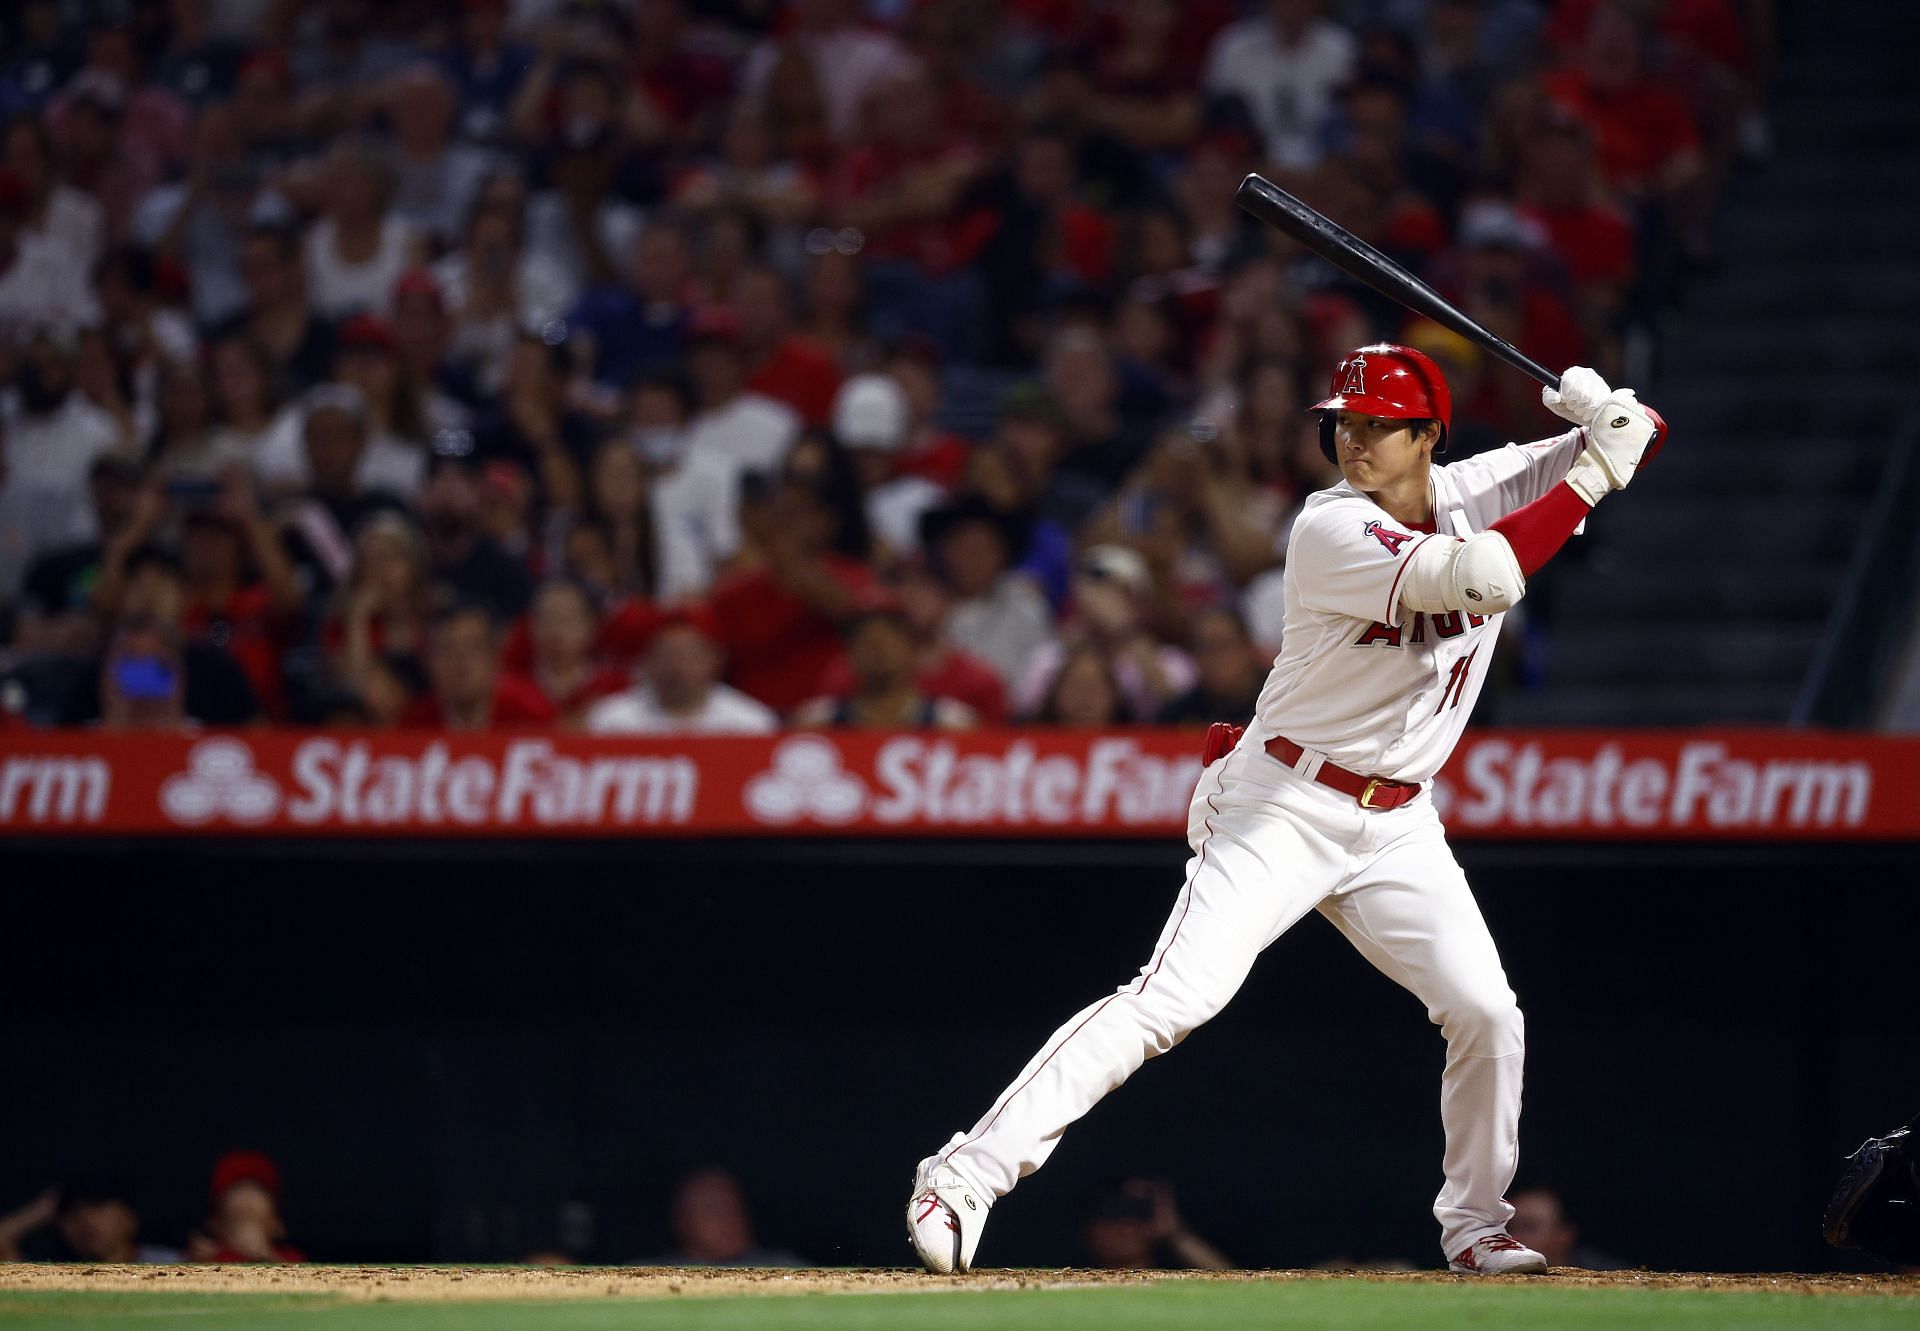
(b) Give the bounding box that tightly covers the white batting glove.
[1542,366,1612,427]
[1564,391,1660,504]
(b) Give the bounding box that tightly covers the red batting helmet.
[1311,342,1452,462]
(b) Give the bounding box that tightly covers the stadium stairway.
[1502,1,1920,726]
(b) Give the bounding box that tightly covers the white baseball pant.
[936,742,1526,1261]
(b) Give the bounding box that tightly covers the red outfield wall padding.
[0,729,1914,841]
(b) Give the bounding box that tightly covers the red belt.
[1264,735,1421,811]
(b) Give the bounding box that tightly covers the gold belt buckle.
[1359,778,1384,809]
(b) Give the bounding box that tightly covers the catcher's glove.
[1824,1112,1920,1265]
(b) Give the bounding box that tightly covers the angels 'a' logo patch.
[1363,519,1414,555]
[1340,357,1368,396]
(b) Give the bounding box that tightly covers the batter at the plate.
[906,343,1666,1276]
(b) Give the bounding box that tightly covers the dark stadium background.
[6,835,1915,1271]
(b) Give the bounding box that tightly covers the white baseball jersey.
[1250,430,1584,784]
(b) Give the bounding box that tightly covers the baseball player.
[907,345,1664,1275]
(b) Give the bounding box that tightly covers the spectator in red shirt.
[710,436,877,714]
[403,602,555,730]
[1516,112,1637,355]
[513,578,625,727]
[737,263,842,428]
[1540,5,1704,201]
[185,1151,305,1265]
[177,474,303,719]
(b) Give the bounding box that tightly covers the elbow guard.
[1400,532,1526,615]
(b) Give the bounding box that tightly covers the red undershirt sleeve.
[1488,482,1594,578]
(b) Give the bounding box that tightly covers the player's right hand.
[1541,366,1612,426]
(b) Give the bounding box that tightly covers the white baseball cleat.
[905,1156,989,1273]
[1449,1232,1549,1275]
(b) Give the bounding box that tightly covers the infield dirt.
[1,1265,1914,1305]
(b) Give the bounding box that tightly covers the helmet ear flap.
[1319,413,1336,463]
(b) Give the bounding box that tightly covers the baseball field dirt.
[3,1264,1918,1330]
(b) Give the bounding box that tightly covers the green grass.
[4,1282,1918,1331]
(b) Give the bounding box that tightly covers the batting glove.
[1542,366,1612,427]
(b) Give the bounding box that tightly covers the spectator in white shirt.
[586,607,778,735]
[0,168,100,342]
[634,369,740,603]
[922,493,1056,690]
[835,373,943,562]
[1202,0,1358,171]
[0,327,131,597]
[3,115,105,275]
[433,176,576,397]
[680,308,799,480]
[385,63,496,246]
[739,0,918,144]
[304,139,421,320]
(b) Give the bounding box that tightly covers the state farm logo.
[160,738,281,826]
[741,734,1200,828]
[744,736,867,825]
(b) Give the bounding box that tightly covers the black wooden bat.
[1235,173,1561,392]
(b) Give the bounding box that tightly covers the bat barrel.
[1236,173,1560,392]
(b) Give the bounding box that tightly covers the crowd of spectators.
[0,0,1770,734]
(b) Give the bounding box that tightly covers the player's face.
[1332,411,1430,492]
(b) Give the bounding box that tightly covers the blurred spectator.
[4,112,104,272]
[1509,1184,1627,1271]
[304,139,419,320]
[1203,0,1357,171]
[385,63,493,246]
[146,358,241,483]
[175,473,303,718]
[1159,608,1266,726]
[0,1183,179,1264]
[327,511,433,700]
[680,309,800,482]
[133,104,262,328]
[569,223,692,391]
[736,265,840,429]
[214,223,336,396]
[416,455,534,622]
[1038,645,1132,727]
[435,176,576,395]
[1539,1,1706,254]
[0,167,100,338]
[69,543,260,728]
[815,561,1008,724]
[709,436,876,713]
[835,373,943,562]
[1017,545,1195,721]
[186,1150,305,1264]
[648,1168,805,1268]
[205,334,300,470]
[512,578,624,727]
[11,454,142,660]
[0,326,131,597]
[586,606,777,735]
[794,602,976,730]
[740,0,915,145]
[922,494,1055,691]
[272,385,410,596]
[257,381,420,510]
[403,601,553,730]
[1080,1178,1232,1270]
[439,0,535,149]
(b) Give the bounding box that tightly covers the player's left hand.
[1542,366,1612,426]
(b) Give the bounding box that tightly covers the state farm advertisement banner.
[0,729,1916,841]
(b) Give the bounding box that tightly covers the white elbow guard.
[1400,532,1526,615]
